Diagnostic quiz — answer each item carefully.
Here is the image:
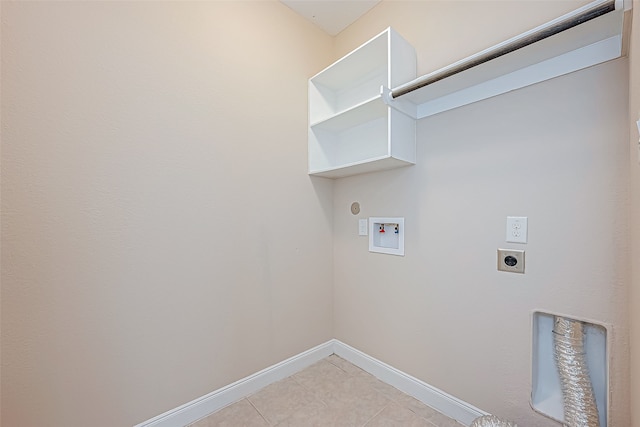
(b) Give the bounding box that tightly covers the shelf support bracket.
[380,86,418,119]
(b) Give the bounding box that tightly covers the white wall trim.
[134,339,486,427]
[332,340,487,426]
[133,341,334,427]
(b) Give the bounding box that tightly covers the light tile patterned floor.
[188,355,465,427]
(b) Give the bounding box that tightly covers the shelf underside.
[309,156,414,179]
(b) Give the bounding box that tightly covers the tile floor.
[188,355,465,427]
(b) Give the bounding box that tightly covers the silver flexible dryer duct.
[471,415,518,427]
[553,316,600,427]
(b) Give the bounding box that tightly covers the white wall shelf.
[310,96,386,132]
[308,28,417,179]
[384,0,628,119]
[308,1,629,178]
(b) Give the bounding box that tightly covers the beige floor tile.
[420,412,466,427]
[293,359,351,400]
[326,354,366,376]
[192,356,463,427]
[247,377,318,425]
[188,398,268,427]
[364,403,435,427]
[321,375,391,425]
[424,414,467,427]
[326,405,387,427]
[349,370,409,403]
[393,393,449,419]
[274,400,336,427]
[294,360,350,385]
[391,393,466,426]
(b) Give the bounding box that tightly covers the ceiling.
[280,0,381,36]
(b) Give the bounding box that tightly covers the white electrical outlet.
[506,216,528,243]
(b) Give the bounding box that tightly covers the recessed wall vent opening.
[531,312,608,427]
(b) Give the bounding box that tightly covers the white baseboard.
[134,339,486,427]
[332,340,487,426]
[133,341,334,427]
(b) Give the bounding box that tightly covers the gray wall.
[332,2,630,425]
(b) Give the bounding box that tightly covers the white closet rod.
[390,0,616,99]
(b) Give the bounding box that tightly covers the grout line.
[326,354,364,378]
[289,368,318,397]
[290,357,342,409]
[188,354,464,427]
[246,397,273,426]
[326,360,354,377]
[361,402,389,427]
